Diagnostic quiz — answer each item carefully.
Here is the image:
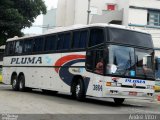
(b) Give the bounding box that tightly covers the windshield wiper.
[123,52,132,76]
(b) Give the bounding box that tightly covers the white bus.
[0,45,5,82]
[2,24,155,104]
[154,49,160,90]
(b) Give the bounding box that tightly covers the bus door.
[86,49,104,97]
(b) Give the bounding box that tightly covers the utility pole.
[87,0,91,24]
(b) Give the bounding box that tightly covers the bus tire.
[71,78,85,101]
[114,98,125,105]
[11,74,19,91]
[18,75,26,92]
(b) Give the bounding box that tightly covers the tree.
[0,0,47,46]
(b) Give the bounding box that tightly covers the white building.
[56,0,160,50]
[56,0,110,26]
[56,0,130,26]
[43,9,57,33]
[125,0,160,50]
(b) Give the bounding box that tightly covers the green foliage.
[0,0,47,45]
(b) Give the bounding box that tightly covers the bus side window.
[15,41,23,54]
[57,33,71,50]
[5,43,10,55]
[63,33,71,50]
[33,37,44,53]
[94,50,104,74]
[79,30,88,48]
[24,39,32,54]
[86,49,104,74]
[72,31,80,49]
[57,34,64,50]
[7,42,15,55]
[45,35,56,51]
[89,28,104,47]
[86,50,95,70]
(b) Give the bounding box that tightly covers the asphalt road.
[0,84,159,120]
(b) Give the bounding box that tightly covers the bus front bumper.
[103,87,154,100]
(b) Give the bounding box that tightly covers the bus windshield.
[106,45,154,79]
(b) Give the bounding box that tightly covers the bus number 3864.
[93,84,102,91]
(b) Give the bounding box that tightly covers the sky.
[22,0,58,34]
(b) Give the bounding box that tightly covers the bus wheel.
[71,78,85,101]
[18,75,25,91]
[11,75,19,91]
[114,98,125,105]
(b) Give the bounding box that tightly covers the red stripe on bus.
[55,55,85,73]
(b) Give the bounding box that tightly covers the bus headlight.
[112,82,121,87]
[111,82,117,87]
[106,82,111,86]
[117,83,122,87]
[106,82,121,87]
[146,85,154,89]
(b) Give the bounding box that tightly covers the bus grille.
[121,85,146,89]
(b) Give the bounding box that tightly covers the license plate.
[129,92,137,96]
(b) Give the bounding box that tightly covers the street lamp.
[87,0,91,24]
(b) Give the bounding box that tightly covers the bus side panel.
[2,57,16,85]
[60,52,96,96]
[2,52,98,95]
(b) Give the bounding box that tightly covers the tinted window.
[72,30,88,49]
[5,43,9,55]
[63,33,71,49]
[33,37,44,52]
[79,30,88,48]
[86,49,104,74]
[109,28,153,48]
[57,34,64,50]
[24,39,32,54]
[15,41,23,54]
[89,29,104,47]
[86,50,95,70]
[72,31,80,49]
[6,42,15,55]
[57,33,71,50]
[45,35,56,51]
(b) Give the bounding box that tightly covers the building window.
[107,4,115,11]
[148,11,160,26]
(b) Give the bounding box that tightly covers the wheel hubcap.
[76,84,80,96]
[19,81,23,89]
[13,79,17,88]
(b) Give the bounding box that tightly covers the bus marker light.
[106,82,111,86]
